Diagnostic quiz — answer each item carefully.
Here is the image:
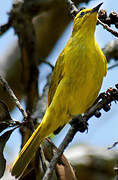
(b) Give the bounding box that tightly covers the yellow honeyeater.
[11,3,107,177]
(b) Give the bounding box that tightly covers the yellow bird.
[11,3,107,177]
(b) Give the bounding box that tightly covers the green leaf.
[0,129,14,178]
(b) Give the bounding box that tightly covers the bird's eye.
[79,11,85,17]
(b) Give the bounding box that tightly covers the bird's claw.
[70,115,88,133]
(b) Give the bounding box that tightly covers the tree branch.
[1,0,89,112]
[0,21,11,36]
[65,0,79,19]
[108,141,118,150]
[43,84,118,180]
[108,63,118,70]
[43,126,78,180]
[40,59,54,70]
[114,161,118,180]
[98,19,118,38]
[0,75,27,119]
[65,0,118,38]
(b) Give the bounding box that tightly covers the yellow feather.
[11,4,107,177]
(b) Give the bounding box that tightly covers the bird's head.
[73,3,103,34]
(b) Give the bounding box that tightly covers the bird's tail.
[11,108,57,178]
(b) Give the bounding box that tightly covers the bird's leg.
[69,114,88,133]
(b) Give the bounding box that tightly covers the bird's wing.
[47,50,65,107]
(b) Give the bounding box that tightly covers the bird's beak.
[91,2,103,13]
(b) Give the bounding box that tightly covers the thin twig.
[108,141,118,149]
[0,75,28,119]
[39,145,48,173]
[43,126,78,180]
[41,60,54,70]
[98,19,118,38]
[43,84,118,180]
[108,63,118,70]
[0,21,11,36]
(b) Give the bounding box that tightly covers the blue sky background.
[0,0,118,164]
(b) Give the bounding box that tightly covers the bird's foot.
[69,115,88,133]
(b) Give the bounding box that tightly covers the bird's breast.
[63,47,105,116]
